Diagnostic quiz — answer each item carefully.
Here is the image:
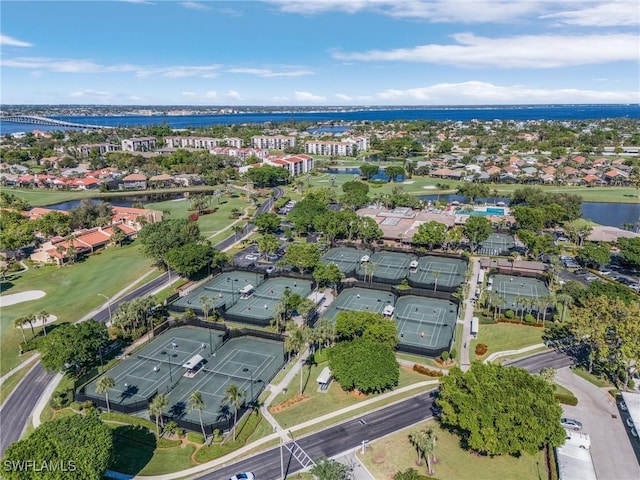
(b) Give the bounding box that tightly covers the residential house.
[121,173,147,190]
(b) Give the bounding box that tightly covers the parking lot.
[556,368,640,480]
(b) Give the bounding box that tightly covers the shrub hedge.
[412,364,444,377]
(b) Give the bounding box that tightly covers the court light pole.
[97,294,111,323]
[243,367,254,405]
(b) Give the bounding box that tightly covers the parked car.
[632,427,638,438]
[598,269,612,276]
[574,269,589,276]
[265,266,275,274]
[228,473,255,480]
[561,418,583,431]
[245,254,259,261]
[620,401,628,411]
[626,417,635,428]
[564,429,591,449]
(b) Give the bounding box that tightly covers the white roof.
[240,284,254,294]
[409,260,419,267]
[556,443,597,480]
[182,354,204,369]
[317,366,331,384]
[383,305,394,315]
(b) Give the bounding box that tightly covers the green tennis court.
[320,247,371,275]
[490,274,550,310]
[225,277,313,322]
[478,233,515,256]
[321,287,396,323]
[357,251,417,281]
[394,296,457,351]
[407,256,467,290]
[83,326,284,434]
[170,271,263,313]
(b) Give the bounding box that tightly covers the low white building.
[122,137,157,152]
[251,135,296,150]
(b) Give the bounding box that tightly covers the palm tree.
[556,293,573,322]
[409,429,428,468]
[423,427,437,476]
[24,313,36,339]
[149,394,169,436]
[232,224,244,242]
[188,391,207,439]
[14,316,27,343]
[96,376,115,413]
[200,296,211,322]
[37,310,49,336]
[223,384,246,441]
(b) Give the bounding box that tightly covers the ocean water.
[1,104,638,135]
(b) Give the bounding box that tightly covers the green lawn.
[471,323,544,361]
[271,361,431,430]
[5,186,218,207]
[359,420,547,480]
[0,243,157,376]
[145,194,252,239]
[571,366,612,388]
[308,173,640,203]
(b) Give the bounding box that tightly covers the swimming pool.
[457,207,505,216]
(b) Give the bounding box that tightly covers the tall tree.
[96,376,115,413]
[188,391,207,439]
[412,221,447,250]
[462,216,492,252]
[149,394,169,436]
[437,363,565,456]
[223,384,246,441]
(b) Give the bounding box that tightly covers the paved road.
[0,270,174,457]
[0,186,284,457]
[195,393,435,480]
[194,350,574,479]
[0,363,53,456]
[504,349,574,373]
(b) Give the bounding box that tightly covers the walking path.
[483,343,546,364]
[131,378,439,480]
[459,257,481,371]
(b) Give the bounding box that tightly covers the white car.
[561,418,583,431]
[228,473,255,480]
[564,429,591,449]
[245,254,259,261]
[620,401,628,411]
[632,428,638,438]
[627,417,636,428]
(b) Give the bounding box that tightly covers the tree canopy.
[1,410,113,480]
[437,363,565,456]
[328,337,399,394]
[462,216,492,252]
[40,320,109,375]
[284,243,321,273]
[618,237,640,268]
[251,212,281,233]
[164,242,213,277]
[412,221,447,250]
[245,164,291,187]
[137,219,202,267]
[335,310,398,350]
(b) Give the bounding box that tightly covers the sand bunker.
[0,290,46,307]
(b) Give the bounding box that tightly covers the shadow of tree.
[110,424,156,474]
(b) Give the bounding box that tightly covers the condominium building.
[304,136,370,156]
[78,143,121,157]
[121,137,157,152]
[164,136,244,149]
[251,135,296,150]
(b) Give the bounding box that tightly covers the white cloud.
[0,35,33,47]
[120,0,154,4]
[541,1,639,27]
[180,2,211,11]
[335,93,373,102]
[333,33,639,68]
[1,57,224,78]
[205,91,218,98]
[270,0,544,23]
[226,90,242,100]
[294,91,327,102]
[227,67,314,77]
[181,91,197,96]
[373,81,638,104]
[69,89,111,98]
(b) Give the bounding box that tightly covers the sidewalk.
[483,343,546,364]
[131,379,439,480]
[459,257,481,371]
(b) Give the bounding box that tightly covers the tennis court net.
[252,291,279,300]
[137,353,186,366]
[204,286,235,294]
[201,367,251,383]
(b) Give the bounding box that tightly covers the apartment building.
[78,143,121,157]
[164,136,244,149]
[264,154,314,176]
[210,147,269,161]
[304,136,370,156]
[251,135,296,150]
[121,137,157,152]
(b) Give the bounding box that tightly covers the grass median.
[470,323,544,362]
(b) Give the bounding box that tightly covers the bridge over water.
[0,114,113,130]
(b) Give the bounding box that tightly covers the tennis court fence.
[76,389,158,415]
[346,281,460,302]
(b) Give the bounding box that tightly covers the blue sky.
[1,0,639,105]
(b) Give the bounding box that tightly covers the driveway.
[556,367,640,480]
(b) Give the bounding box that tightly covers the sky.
[1,0,639,106]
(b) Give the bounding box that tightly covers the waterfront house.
[121,173,147,190]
